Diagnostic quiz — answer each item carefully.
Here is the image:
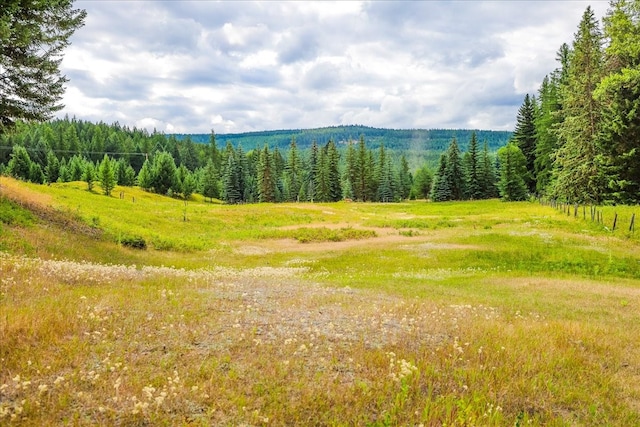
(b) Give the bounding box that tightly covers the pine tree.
[344,140,357,200]
[431,154,451,202]
[479,142,498,198]
[98,154,116,196]
[284,137,302,202]
[0,1,86,130]
[497,143,528,201]
[445,138,465,200]
[257,145,277,203]
[137,159,153,190]
[83,161,96,191]
[593,0,640,203]
[554,6,605,203]
[201,159,220,202]
[151,151,177,196]
[222,154,241,204]
[512,94,538,193]
[6,145,33,181]
[45,150,60,183]
[397,155,412,200]
[326,140,342,202]
[411,166,433,200]
[534,75,562,196]
[464,132,483,199]
[305,141,319,202]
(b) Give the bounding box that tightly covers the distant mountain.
[174,125,512,168]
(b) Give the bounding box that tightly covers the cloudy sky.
[59,0,610,134]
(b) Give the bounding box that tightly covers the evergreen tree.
[201,159,220,202]
[179,136,199,172]
[431,154,451,202]
[593,0,640,203]
[98,154,116,196]
[305,140,319,202]
[68,154,84,181]
[45,150,60,183]
[464,132,483,199]
[354,136,368,201]
[0,1,86,130]
[397,155,413,200]
[284,137,302,202]
[512,94,538,193]
[479,142,498,198]
[29,162,45,184]
[497,143,528,201]
[83,161,96,191]
[445,138,465,200]
[344,140,357,200]
[326,140,342,202]
[208,130,221,171]
[151,151,177,196]
[534,75,562,196]
[222,153,241,204]
[257,145,277,203]
[6,145,33,181]
[137,159,153,190]
[554,6,605,203]
[411,166,433,200]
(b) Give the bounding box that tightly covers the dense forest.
[509,2,640,205]
[0,117,504,203]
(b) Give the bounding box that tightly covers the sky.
[58,0,610,134]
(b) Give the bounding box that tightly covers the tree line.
[509,1,640,205]
[1,116,515,203]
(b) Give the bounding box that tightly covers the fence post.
[612,212,618,231]
[630,213,635,233]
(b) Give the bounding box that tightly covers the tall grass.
[1,177,640,425]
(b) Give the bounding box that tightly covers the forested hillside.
[175,126,511,167]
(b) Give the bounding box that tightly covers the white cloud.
[59,0,609,133]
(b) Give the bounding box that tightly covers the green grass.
[1,176,640,425]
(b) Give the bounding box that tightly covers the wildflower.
[38,384,48,394]
[53,376,64,385]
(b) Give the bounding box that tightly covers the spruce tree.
[497,143,528,201]
[593,0,640,203]
[445,138,465,200]
[45,150,60,183]
[83,161,95,191]
[397,155,413,200]
[326,140,342,202]
[464,132,483,199]
[284,137,302,202]
[411,166,433,200]
[554,6,605,203]
[257,145,276,203]
[512,95,538,193]
[0,1,86,130]
[151,151,177,196]
[479,142,498,199]
[137,159,153,191]
[6,145,33,181]
[98,154,116,196]
[222,154,241,204]
[431,154,451,202]
[201,159,220,202]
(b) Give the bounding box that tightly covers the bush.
[120,235,147,250]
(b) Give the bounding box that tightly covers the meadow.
[1,176,639,425]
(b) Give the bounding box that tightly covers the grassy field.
[1,176,639,425]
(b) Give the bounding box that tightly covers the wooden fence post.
[630,213,635,233]
[612,212,618,231]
